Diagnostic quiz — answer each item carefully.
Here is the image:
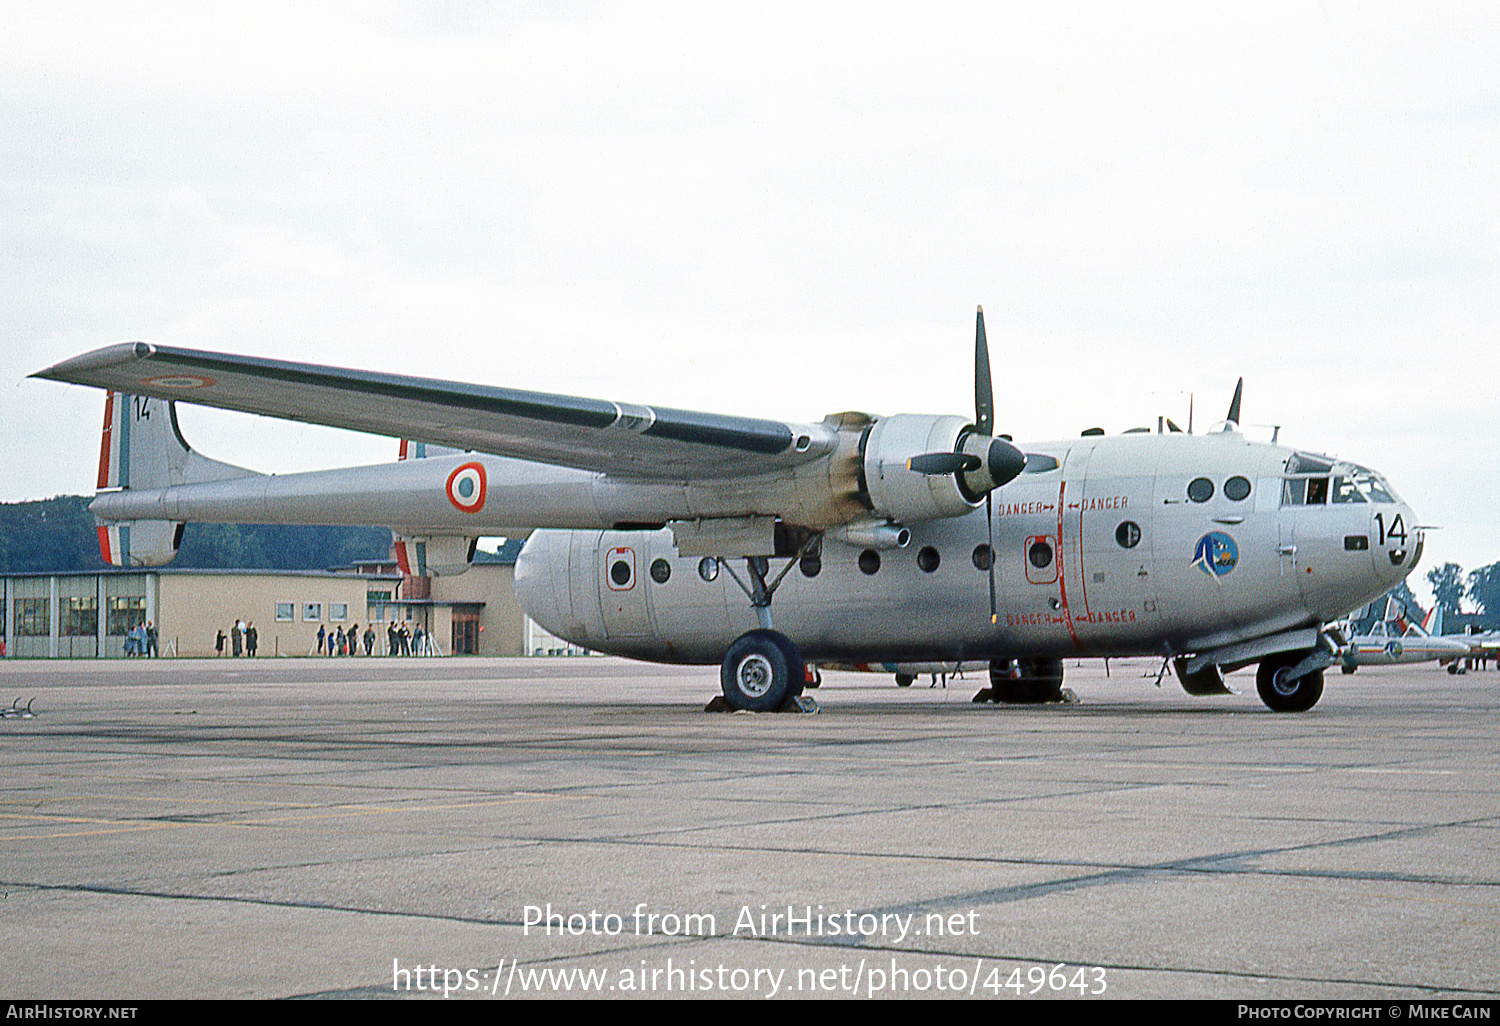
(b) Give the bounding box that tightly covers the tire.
[720,629,804,711]
[771,633,807,698]
[895,673,915,687]
[988,657,1064,703]
[1256,653,1325,712]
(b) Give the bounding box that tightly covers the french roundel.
[445,462,487,513]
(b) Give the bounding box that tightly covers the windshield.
[1282,455,1399,505]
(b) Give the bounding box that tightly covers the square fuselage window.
[303,603,322,622]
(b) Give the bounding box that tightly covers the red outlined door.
[600,540,651,637]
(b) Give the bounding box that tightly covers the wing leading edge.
[35,343,836,479]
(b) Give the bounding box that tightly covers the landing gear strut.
[712,540,819,712]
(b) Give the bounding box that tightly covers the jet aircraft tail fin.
[93,391,256,566]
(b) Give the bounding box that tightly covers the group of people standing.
[384,620,428,657]
[311,621,429,656]
[215,618,257,657]
[208,618,432,657]
[125,620,157,657]
[316,622,375,657]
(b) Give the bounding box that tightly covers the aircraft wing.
[34,343,836,479]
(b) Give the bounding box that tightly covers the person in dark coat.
[245,621,257,657]
[215,629,226,657]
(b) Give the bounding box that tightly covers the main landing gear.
[710,545,820,713]
[972,658,1067,704]
[719,629,807,711]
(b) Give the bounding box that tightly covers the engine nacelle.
[862,414,979,523]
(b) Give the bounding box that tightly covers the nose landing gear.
[1256,651,1326,712]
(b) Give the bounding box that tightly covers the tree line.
[0,495,391,573]
[1425,561,1500,624]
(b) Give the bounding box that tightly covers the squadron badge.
[1192,531,1238,578]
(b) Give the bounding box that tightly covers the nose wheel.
[1256,652,1325,712]
[720,629,807,711]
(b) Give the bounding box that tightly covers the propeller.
[1226,377,1243,428]
[904,306,1025,623]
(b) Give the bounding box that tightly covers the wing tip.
[32,341,155,383]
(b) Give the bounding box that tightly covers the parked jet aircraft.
[1419,606,1500,673]
[35,311,1421,712]
[1338,599,1469,673]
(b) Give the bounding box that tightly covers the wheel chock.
[703,694,819,713]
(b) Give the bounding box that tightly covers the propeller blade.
[986,491,997,624]
[1226,377,1243,426]
[908,452,982,475]
[975,306,993,436]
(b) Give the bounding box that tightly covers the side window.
[1306,477,1329,505]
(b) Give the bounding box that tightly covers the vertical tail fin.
[94,391,253,566]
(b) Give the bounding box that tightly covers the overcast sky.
[5,2,1497,604]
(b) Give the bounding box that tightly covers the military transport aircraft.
[35,310,1421,713]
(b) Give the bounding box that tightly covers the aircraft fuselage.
[516,432,1418,665]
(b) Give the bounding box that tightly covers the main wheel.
[989,658,1065,703]
[721,630,805,711]
[895,673,915,687]
[1256,653,1325,712]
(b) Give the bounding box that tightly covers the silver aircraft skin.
[34,313,1421,712]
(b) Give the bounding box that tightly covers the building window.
[330,603,348,622]
[275,603,294,622]
[303,603,322,622]
[63,597,98,636]
[17,599,49,636]
[107,596,146,635]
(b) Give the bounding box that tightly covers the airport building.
[0,549,571,659]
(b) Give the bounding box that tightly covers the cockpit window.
[1349,466,1398,503]
[1331,476,1366,503]
[1022,454,1060,474]
[1288,453,1333,475]
[1282,455,1398,506]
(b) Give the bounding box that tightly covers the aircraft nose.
[1374,502,1422,585]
